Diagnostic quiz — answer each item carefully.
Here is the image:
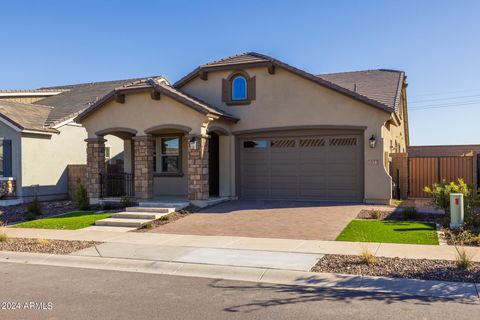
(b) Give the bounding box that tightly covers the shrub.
[159,215,169,222]
[368,209,382,219]
[25,212,37,221]
[100,202,113,211]
[424,179,475,211]
[178,209,191,215]
[454,246,472,270]
[360,246,376,266]
[75,178,89,211]
[402,207,418,220]
[36,238,49,245]
[120,196,134,208]
[0,223,8,243]
[140,222,153,230]
[27,198,42,216]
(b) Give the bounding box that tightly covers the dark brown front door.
[209,132,220,196]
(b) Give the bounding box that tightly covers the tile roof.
[318,69,405,112]
[75,78,239,123]
[202,53,269,67]
[0,100,57,133]
[36,77,162,126]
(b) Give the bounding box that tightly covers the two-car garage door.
[239,131,364,202]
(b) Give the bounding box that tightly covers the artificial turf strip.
[336,220,439,245]
[12,212,112,230]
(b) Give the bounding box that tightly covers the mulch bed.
[357,209,443,222]
[0,200,76,224]
[0,237,99,255]
[312,254,480,283]
[133,210,192,232]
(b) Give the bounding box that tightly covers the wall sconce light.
[369,134,377,148]
[189,136,199,150]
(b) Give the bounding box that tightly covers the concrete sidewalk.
[4,227,480,262]
[0,251,478,302]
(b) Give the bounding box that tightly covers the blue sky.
[1,0,479,146]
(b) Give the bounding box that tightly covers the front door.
[208,132,220,196]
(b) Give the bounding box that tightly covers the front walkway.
[151,200,365,240]
[4,227,480,262]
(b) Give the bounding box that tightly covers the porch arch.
[95,127,137,139]
[144,124,192,135]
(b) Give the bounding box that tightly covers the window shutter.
[221,79,229,102]
[3,139,12,177]
[248,76,256,100]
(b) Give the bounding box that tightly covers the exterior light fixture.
[189,136,199,150]
[369,135,377,148]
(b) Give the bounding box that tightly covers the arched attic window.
[222,71,256,105]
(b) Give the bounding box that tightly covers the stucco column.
[85,137,106,200]
[188,135,209,201]
[133,135,154,199]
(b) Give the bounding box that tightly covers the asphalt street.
[0,262,478,320]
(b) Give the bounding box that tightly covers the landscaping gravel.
[0,200,76,224]
[312,254,480,283]
[0,238,99,255]
[134,210,192,232]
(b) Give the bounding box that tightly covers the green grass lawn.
[12,212,112,230]
[336,220,439,245]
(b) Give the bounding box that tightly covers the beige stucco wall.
[183,67,397,202]
[81,92,210,137]
[0,122,22,197]
[21,124,124,201]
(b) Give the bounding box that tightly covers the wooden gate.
[408,156,473,198]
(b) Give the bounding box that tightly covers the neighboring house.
[75,52,408,205]
[0,78,156,204]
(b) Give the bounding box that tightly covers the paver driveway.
[151,200,365,240]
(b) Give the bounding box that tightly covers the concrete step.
[137,201,190,210]
[95,218,153,228]
[125,207,175,214]
[111,212,168,220]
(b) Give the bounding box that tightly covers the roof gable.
[75,79,238,123]
[174,52,403,114]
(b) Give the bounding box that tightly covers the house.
[0,78,157,204]
[75,52,408,206]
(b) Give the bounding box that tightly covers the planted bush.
[27,198,42,216]
[75,178,89,210]
[424,179,475,211]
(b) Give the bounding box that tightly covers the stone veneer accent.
[133,135,154,199]
[188,136,209,201]
[85,138,106,199]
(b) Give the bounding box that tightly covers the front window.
[0,139,12,177]
[160,137,180,173]
[231,75,247,101]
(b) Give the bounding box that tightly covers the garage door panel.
[240,133,363,201]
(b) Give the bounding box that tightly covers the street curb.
[0,250,478,301]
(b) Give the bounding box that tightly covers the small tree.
[75,178,89,210]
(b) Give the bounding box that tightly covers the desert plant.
[36,238,49,245]
[178,209,191,215]
[424,179,475,211]
[120,196,134,208]
[0,223,8,243]
[25,212,37,221]
[368,209,382,219]
[360,246,376,266]
[27,198,42,216]
[454,246,472,270]
[75,178,89,210]
[140,222,153,230]
[159,215,169,222]
[100,202,113,211]
[402,207,418,220]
